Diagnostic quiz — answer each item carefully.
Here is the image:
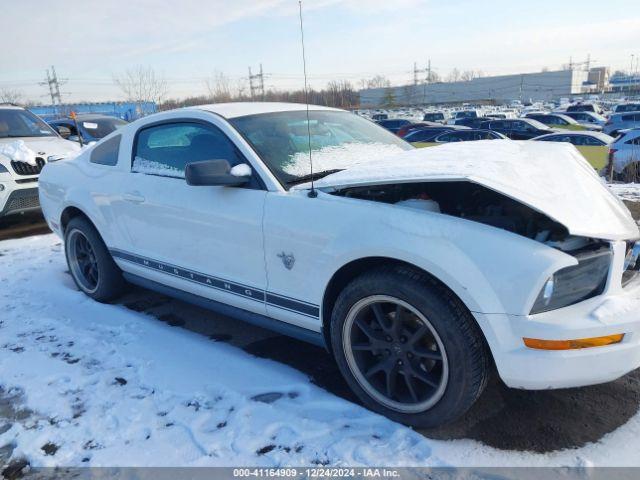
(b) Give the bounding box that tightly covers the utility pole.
[39,66,66,105]
[248,64,265,100]
[426,59,431,83]
[413,62,418,86]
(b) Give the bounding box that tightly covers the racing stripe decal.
[110,249,319,319]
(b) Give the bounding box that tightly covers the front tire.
[330,265,490,428]
[64,216,125,302]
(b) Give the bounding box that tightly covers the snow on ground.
[1,234,640,467]
[609,183,640,202]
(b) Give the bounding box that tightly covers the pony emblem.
[277,252,295,270]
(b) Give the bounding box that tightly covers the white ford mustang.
[39,102,640,427]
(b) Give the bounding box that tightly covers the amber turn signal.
[523,334,625,351]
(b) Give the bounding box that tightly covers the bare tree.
[447,68,461,82]
[366,75,391,89]
[428,71,441,83]
[460,70,478,81]
[114,66,168,104]
[0,88,24,104]
[235,78,249,100]
[204,71,233,103]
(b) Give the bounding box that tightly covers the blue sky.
[1,0,638,102]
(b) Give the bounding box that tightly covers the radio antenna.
[298,0,317,198]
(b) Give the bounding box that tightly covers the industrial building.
[359,68,591,107]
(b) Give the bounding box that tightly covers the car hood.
[0,137,80,162]
[297,140,639,241]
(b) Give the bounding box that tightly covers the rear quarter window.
[89,134,121,166]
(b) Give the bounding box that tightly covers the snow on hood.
[0,137,80,165]
[0,140,39,166]
[298,140,639,241]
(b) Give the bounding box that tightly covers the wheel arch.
[60,205,95,233]
[320,256,484,356]
[59,205,107,244]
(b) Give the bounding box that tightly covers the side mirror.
[56,126,71,139]
[185,159,251,187]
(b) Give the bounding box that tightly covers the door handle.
[123,191,146,204]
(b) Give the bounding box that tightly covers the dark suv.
[480,118,556,140]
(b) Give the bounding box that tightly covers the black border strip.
[111,249,319,319]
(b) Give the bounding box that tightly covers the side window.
[56,122,78,136]
[132,122,241,179]
[622,115,634,122]
[581,136,602,146]
[436,132,456,142]
[537,135,557,142]
[407,130,431,141]
[627,137,640,146]
[90,134,121,166]
[552,117,568,125]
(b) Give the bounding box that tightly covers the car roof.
[533,131,614,143]
[618,128,640,138]
[0,104,25,110]
[193,102,342,119]
[612,111,640,118]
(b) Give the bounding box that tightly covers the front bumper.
[0,185,40,217]
[476,240,640,390]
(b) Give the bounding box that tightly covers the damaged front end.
[330,180,629,312]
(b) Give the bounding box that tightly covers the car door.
[513,121,540,140]
[572,136,607,170]
[112,119,269,316]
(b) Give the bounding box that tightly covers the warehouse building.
[359,69,589,107]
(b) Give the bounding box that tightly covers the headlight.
[0,164,8,173]
[530,246,611,314]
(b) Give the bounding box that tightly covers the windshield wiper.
[287,169,343,186]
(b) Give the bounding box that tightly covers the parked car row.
[376,111,639,178]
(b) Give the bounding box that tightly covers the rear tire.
[330,265,490,428]
[64,216,125,302]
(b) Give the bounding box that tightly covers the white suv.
[608,129,640,182]
[39,103,640,427]
[0,105,79,217]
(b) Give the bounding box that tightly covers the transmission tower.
[248,64,265,100]
[39,66,66,105]
[412,60,433,85]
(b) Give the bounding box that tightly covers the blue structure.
[29,101,157,121]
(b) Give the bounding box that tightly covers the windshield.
[231,110,412,186]
[524,118,550,130]
[80,117,127,139]
[0,109,56,138]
